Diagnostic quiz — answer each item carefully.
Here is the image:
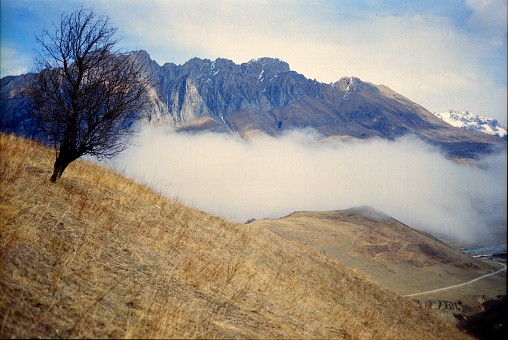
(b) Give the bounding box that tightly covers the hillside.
[248,208,506,321]
[0,133,472,338]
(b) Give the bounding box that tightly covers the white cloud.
[112,126,507,247]
[0,47,30,78]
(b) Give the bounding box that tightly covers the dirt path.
[404,261,507,297]
[342,231,362,256]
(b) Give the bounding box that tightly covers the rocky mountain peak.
[244,57,290,75]
[1,50,505,159]
[334,76,380,94]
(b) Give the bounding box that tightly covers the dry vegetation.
[0,133,472,339]
[248,210,504,298]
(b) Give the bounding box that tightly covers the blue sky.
[1,0,506,125]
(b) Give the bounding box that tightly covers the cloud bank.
[112,126,507,247]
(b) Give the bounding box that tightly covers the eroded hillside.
[0,133,471,338]
[249,208,506,323]
[249,208,502,293]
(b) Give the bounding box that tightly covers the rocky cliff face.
[1,50,505,158]
[148,54,304,128]
[0,74,40,138]
[146,54,438,139]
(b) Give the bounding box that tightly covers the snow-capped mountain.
[433,110,507,140]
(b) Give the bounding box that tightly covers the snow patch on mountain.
[433,110,507,140]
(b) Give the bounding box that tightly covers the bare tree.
[26,7,151,182]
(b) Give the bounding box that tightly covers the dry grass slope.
[249,210,503,296]
[0,133,472,339]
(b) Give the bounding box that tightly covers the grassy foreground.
[0,133,471,339]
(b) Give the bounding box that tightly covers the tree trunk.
[50,153,73,182]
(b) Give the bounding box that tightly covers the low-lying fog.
[112,126,507,247]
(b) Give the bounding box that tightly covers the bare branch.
[25,7,151,181]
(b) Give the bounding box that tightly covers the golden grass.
[0,133,472,339]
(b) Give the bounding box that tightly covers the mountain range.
[433,110,507,140]
[1,50,505,159]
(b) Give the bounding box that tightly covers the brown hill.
[248,207,506,323]
[0,133,472,338]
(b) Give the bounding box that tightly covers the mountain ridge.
[1,50,505,159]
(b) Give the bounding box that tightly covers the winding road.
[404,261,507,297]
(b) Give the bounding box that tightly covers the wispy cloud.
[112,126,507,247]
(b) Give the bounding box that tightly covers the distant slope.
[249,207,506,320]
[0,134,471,339]
[1,51,505,159]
